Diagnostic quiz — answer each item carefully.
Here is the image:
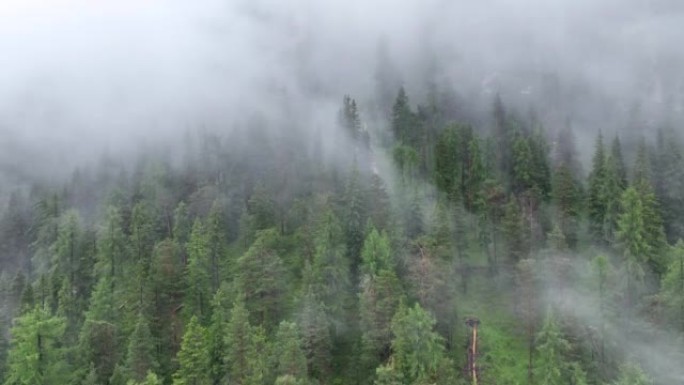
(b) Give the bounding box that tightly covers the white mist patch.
[538,256,684,384]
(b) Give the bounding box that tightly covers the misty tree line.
[1,85,683,385]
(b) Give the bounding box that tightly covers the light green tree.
[390,303,444,384]
[273,321,307,380]
[173,316,211,385]
[3,306,68,385]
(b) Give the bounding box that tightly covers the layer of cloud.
[0,0,683,181]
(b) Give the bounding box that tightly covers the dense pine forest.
[2,82,684,385]
[3,1,684,385]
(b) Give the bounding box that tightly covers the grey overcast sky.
[1,0,683,180]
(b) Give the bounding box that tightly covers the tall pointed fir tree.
[587,133,608,243]
[126,312,159,382]
[173,316,211,385]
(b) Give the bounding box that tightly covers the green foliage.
[373,361,404,385]
[343,165,367,271]
[311,210,350,328]
[236,229,288,328]
[339,95,362,142]
[184,219,211,322]
[173,316,211,385]
[390,303,444,383]
[224,295,269,385]
[662,241,684,330]
[298,289,331,382]
[502,199,529,263]
[552,165,582,248]
[79,279,121,385]
[359,263,403,379]
[588,133,608,242]
[361,226,392,277]
[273,321,308,379]
[391,87,418,147]
[126,313,159,382]
[4,87,683,385]
[535,309,571,385]
[3,306,68,385]
[612,363,650,385]
[128,371,162,385]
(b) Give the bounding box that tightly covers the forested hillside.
[2,83,684,385]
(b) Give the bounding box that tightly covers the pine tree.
[206,201,226,293]
[173,316,211,385]
[434,125,460,202]
[390,303,444,384]
[273,321,307,380]
[208,287,230,384]
[81,363,98,385]
[52,210,83,294]
[616,187,647,309]
[661,240,684,331]
[552,164,582,248]
[629,144,668,278]
[391,87,416,146]
[516,259,538,385]
[3,306,69,385]
[126,313,159,382]
[591,255,611,377]
[587,133,608,243]
[148,239,184,379]
[463,132,486,211]
[610,136,628,190]
[612,363,650,385]
[224,295,268,385]
[312,209,350,333]
[511,132,535,194]
[374,360,404,385]
[535,309,571,385]
[339,95,362,142]
[344,164,367,273]
[97,206,129,284]
[173,202,191,262]
[298,288,332,382]
[129,202,156,311]
[359,261,403,380]
[360,226,392,277]
[502,199,529,263]
[236,229,288,329]
[128,371,162,385]
[184,219,211,322]
[367,174,392,232]
[78,275,121,384]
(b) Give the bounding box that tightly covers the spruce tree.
[236,229,288,329]
[126,313,159,382]
[312,209,350,333]
[184,219,211,322]
[273,321,307,380]
[535,309,571,385]
[587,133,608,243]
[612,363,650,385]
[298,288,332,382]
[661,240,684,331]
[390,303,444,384]
[173,316,211,385]
[616,187,647,309]
[3,306,69,385]
[224,295,268,385]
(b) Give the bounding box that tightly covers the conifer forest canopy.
[2,0,684,384]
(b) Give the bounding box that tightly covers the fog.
[539,256,684,384]
[1,0,683,179]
